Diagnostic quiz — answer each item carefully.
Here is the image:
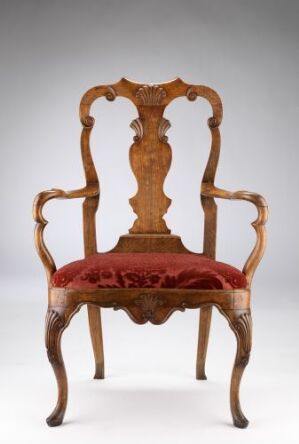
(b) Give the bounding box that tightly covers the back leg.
[196,306,212,380]
[88,305,105,379]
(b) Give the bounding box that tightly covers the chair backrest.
[79,78,223,257]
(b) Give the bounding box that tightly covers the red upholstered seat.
[51,253,247,290]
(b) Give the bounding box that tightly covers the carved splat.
[129,103,172,234]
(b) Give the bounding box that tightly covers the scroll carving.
[105,86,116,101]
[136,85,166,105]
[207,116,219,129]
[186,86,197,101]
[81,115,95,128]
[130,118,144,142]
[186,87,220,129]
[158,118,171,142]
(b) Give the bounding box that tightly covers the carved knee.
[45,309,65,366]
[222,309,252,365]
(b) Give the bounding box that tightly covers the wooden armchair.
[33,78,268,428]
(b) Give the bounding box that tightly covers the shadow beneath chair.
[71,375,226,429]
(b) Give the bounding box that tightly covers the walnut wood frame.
[33,78,268,428]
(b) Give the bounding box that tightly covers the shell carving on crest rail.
[136,85,167,105]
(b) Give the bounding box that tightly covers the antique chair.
[33,78,268,428]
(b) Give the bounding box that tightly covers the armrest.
[33,184,99,283]
[201,183,268,286]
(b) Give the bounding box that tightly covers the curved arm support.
[201,183,268,287]
[33,185,99,284]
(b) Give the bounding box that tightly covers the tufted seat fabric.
[51,252,247,290]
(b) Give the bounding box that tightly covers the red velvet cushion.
[51,253,247,290]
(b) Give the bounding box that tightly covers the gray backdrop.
[1,0,298,300]
[0,1,298,443]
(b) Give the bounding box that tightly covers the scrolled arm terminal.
[33,184,99,283]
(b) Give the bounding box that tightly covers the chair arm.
[33,184,99,283]
[201,183,268,286]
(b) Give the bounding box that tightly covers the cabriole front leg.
[222,308,252,428]
[45,308,68,427]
